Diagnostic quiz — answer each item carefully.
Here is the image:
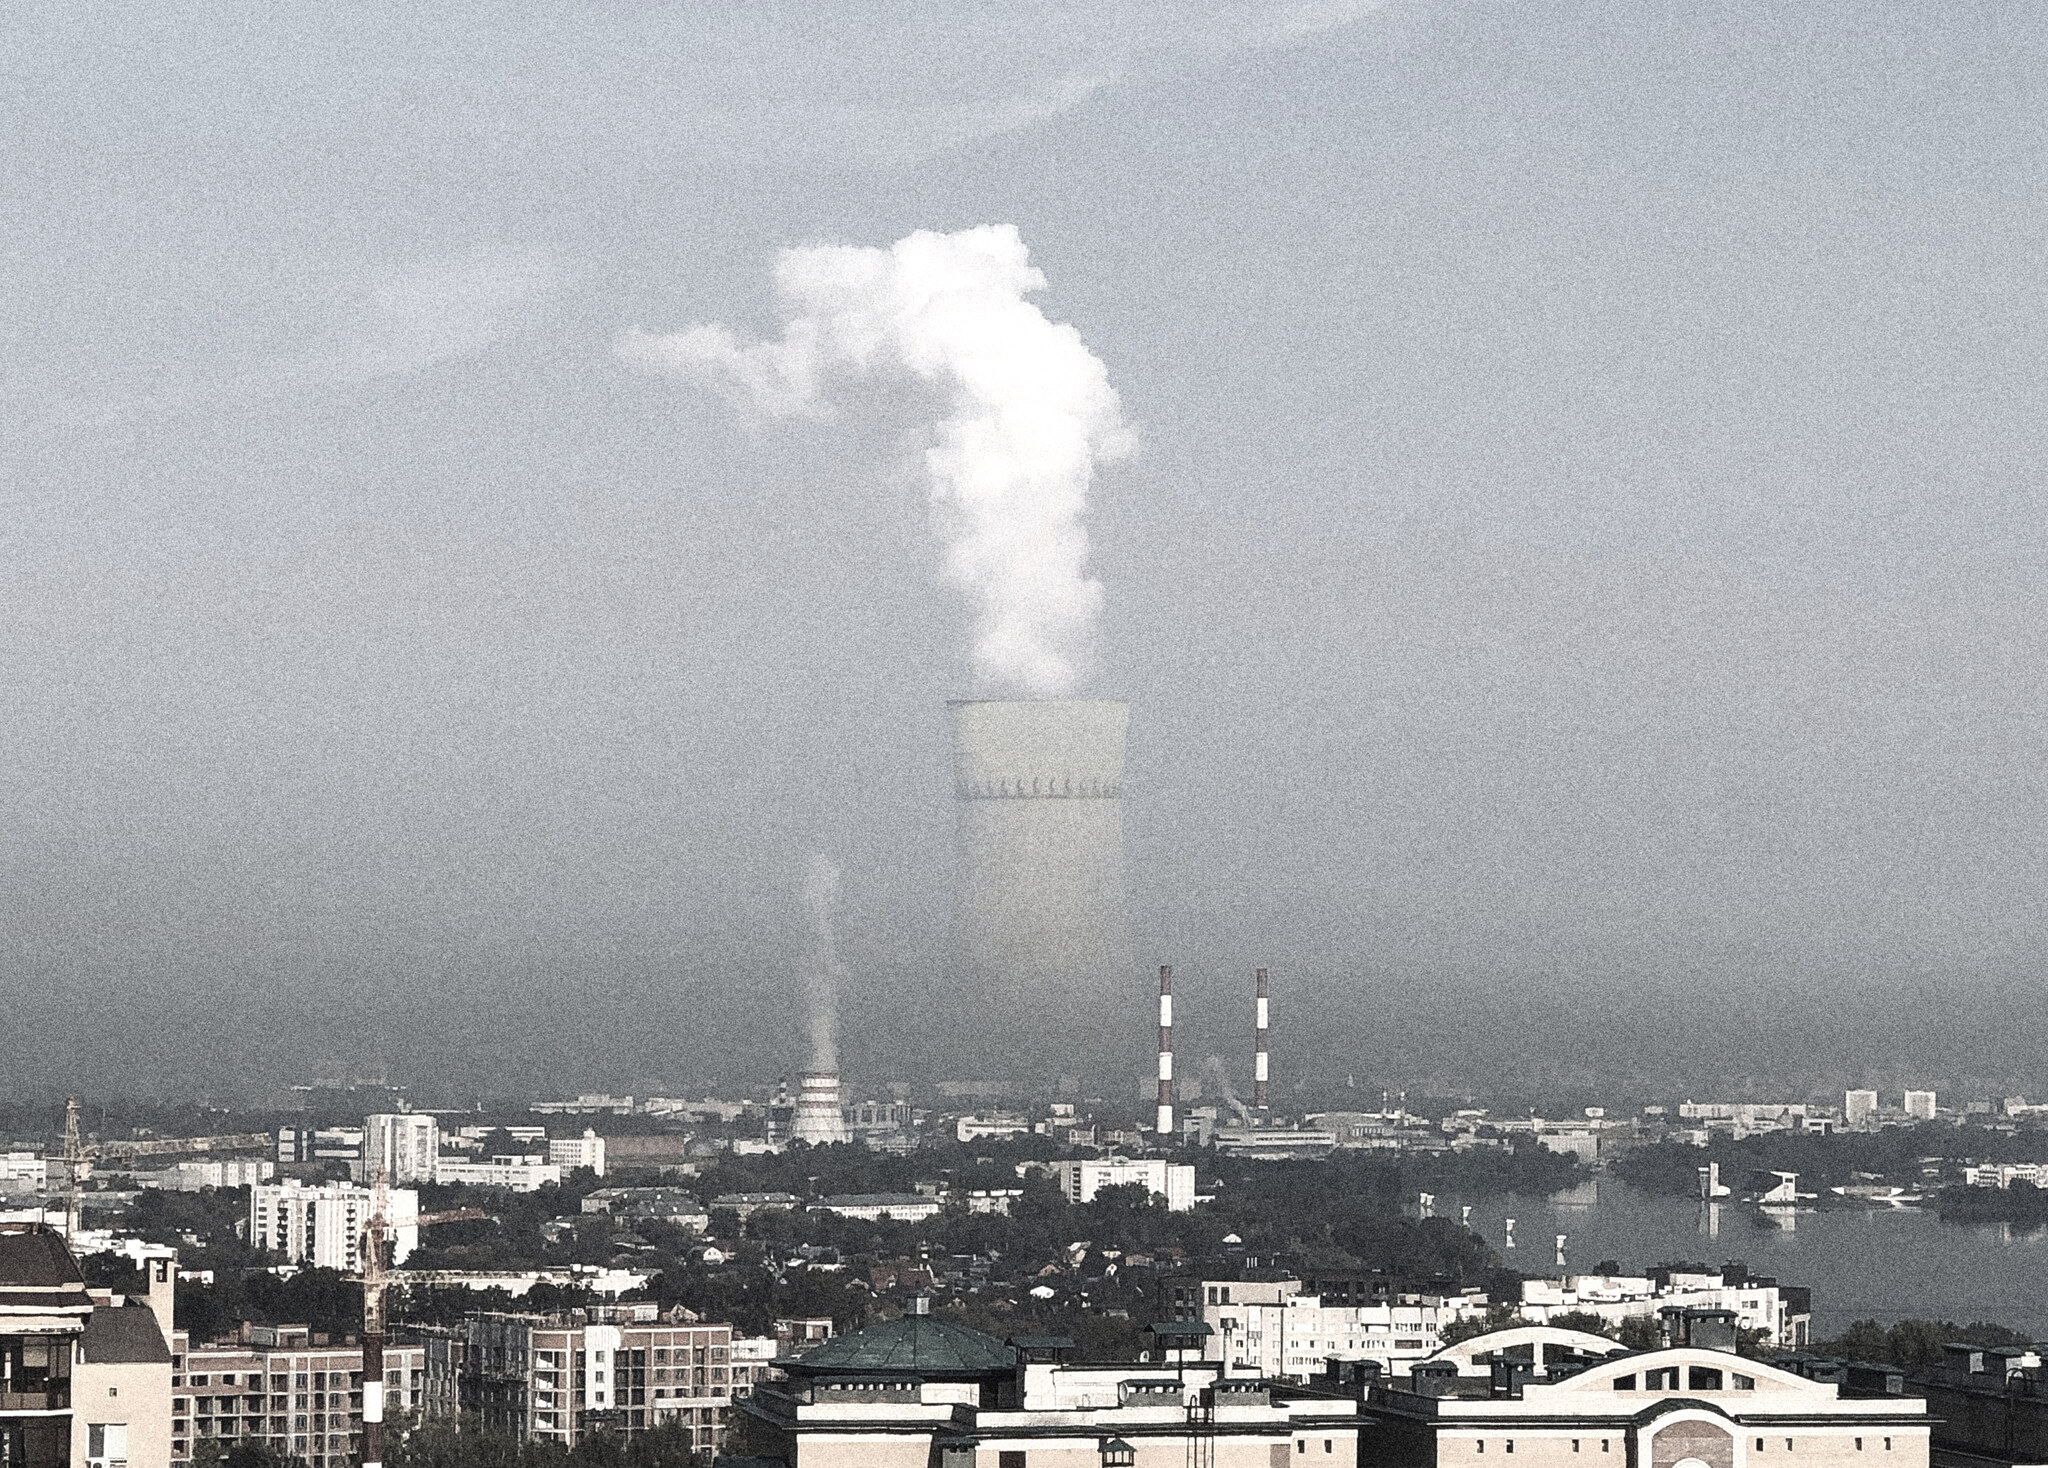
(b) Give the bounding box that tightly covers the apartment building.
[247,1182,418,1271]
[1193,1275,1476,1379]
[432,1155,561,1192]
[420,1310,754,1459]
[0,1225,174,1468]
[360,1115,439,1186]
[1518,1266,1812,1348]
[169,1325,423,1468]
[1051,1158,1196,1212]
[546,1131,606,1178]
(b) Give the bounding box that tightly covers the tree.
[1547,1312,1618,1340]
[1615,1316,1660,1352]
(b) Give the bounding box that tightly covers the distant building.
[1053,1157,1197,1212]
[0,1152,49,1190]
[171,1323,423,1468]
[248,1181,418,1270]
[1518,1265,1810,1346]
[1195,1275,1476,1377]
[434,1154,561,1192]
[360,1113,439,1185]
[954,1113,1032,1142]
[809,1193,945,1223]
[708,1192,803,1220]
[1902,1090,1937,1121]
[1962,1162,2048,1189]
[1845,1090,1879,1130]
[580,1188,708,1230]
[273,1127,363,1167]
[529,1095,635,1115]
[129,1159,274,1192]
[547,1130,607,1177]
[420,1310,750,1458]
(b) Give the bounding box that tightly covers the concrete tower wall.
[950,699,1137,1079]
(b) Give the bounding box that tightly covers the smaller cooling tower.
[791,1072,849,1146]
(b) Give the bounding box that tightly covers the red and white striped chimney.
[1254,967,1270,1111]
[1156,964,1174,1137]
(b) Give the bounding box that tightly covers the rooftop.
[784,1316,1016,1379]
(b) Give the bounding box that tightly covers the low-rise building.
[170,1325,424,1468]
[1053,1158,1197,1213]
[433,1155,561,1192]
[809,1194,945,1223]
[127,1160,273,1193]
[1517,1266,1811,1348]
[273,1128,363,1168]
[248,1182,418,1270]
[1194,1275,1484,1378]
[579,1189,708,1230]
[738,1314,1362,1466]
[954,1114,1032,1143]
[1369,1324,1928,1468]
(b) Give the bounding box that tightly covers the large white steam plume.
[800,853,848,1074]
[619,225,1132,697]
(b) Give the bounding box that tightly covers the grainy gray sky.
[6,1,2047,1099]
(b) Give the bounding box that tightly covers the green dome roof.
[790,1316,1016,1377]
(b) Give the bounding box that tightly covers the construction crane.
[358,1171,486,1468]
[56,1097,273,1234]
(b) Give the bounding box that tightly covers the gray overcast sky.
[5,1,2047,1099]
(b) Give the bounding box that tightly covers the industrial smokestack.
[1156,965,1174,1138]
[793,1071,848,1147]
[1254,967,1270,1112]
[951,698,1136,1078]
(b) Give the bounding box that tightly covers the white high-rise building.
[361,1113,440,1185]
[249,1180,418,1270]
[1844,1089,1878,1129]
[1903,1089,1937,1121]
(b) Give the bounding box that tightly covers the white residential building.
[435,1154,561,1191]
[1052,1157,1196,1212]
[1199,1277,1474,1378]
[955,1114,1032,1142]
[546,1129,606,1177]
[1518,1267,1810,1346]
[1903,1089,1938,1121]
[1963,1162,2048,1189]
[361,1113,440,1185]
[1845,1089,1879,1129]
[249,1180,418,1270]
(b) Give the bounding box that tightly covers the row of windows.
[1612,1368,1757,1392]
[1470,1438,1899,1454]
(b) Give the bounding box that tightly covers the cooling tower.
[950,698,1139,1079]
[792,1071,849,1146]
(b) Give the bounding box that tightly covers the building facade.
[1052,1159,1196,1213]
[170,1326,423,1468]
[248,1182,418,1271]
[420,1311,750,1459]
[361,1115,439,1186]
[0,1225,174,1468]
[432,1156,561,1192]
[546,1132,606,1178]
[1369,1325,1928,1468]
[737,1314,1364,1467]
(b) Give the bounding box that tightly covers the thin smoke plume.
[619,225,1132,696]
[1203,1054,1251,1125]
[800,854,847,1074]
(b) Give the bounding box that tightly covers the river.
[1444,1177,2048,1339]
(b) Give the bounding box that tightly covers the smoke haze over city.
[7,2,2048,1099]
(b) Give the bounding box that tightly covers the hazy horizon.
[7,2,2048,1101]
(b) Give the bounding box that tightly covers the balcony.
[0,1383,71,1412]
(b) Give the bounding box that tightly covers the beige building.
[1,1226,174,1468]
[169,1325,424,1468]
[1370,1325,1929,1468]
[737,1314,1362,1466]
